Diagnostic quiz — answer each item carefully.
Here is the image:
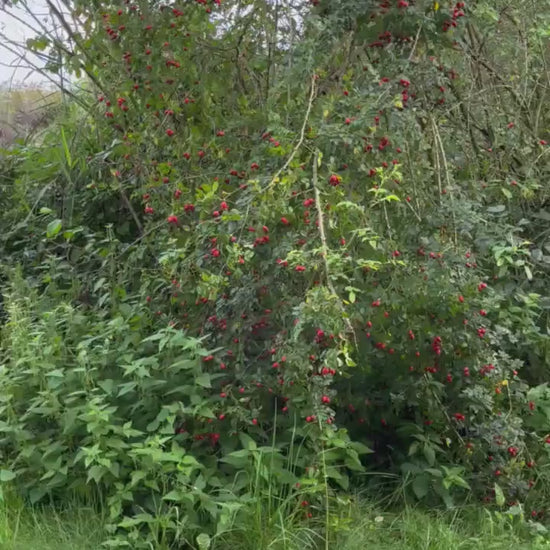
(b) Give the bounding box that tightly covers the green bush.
[1,0,550,547]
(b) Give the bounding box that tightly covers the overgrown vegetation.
[0,0,550,548]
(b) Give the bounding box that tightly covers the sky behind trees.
[0,1,54,87]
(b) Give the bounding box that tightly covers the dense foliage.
[1,0,550,547]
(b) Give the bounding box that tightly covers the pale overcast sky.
[0,1,57,88]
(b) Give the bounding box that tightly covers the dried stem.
[312,149,358,348]
[267,75,317,189]
[432,119,458,247]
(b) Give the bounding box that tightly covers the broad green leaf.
[412,474,430,499]
[46,219,62,238]
[0,470,16,482]
[196,373,211,388]
[423,445,436,466]
[238,433,257,451]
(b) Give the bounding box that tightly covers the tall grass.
[0,496,548,549]
[0,498,106,550]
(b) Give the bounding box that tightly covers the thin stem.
[408,24,423,62]
[267,75,317,189]
[432,119,458,247]
[312,149,358,348]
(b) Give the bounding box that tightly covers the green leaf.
[220,449,251,468]
[401,462,422,474]
[46,369,64,378]
[0,470,16,482]
[29,488,47,504]
[238,433,257,451]
[27,37,49,51]
[196,373,211,388]
[412,474,430,499]
[196,533,211,550]
[46,219,62,238]
[501,187,512,199]
[494,483,505,507]
[87,465,105,483]
[162,490,184,501]
[423,444,436,466]
[350,441,374,455]
[60,127,72,167]
[451,475,470,489]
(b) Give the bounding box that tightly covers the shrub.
[0,0,549,546]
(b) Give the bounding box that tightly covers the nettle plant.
[1,0,549,545]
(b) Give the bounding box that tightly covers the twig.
[312,149,358,348]
[382,202,392,240]
[117,222,166,258]
[119,186,143,236]
[431,123,443,204]
[404,197,422,222]
[423,373,465,446]
[267,75,317,189]
[432,119,458,247]
[1,184,52,241]
[0,38,82,104]
[408,24,423,62]
[44,0,110,97]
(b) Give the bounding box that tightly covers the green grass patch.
[1,498,547,550]
[0,501,106,550]
[332,505,549,550]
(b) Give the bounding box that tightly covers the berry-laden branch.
[312,148,358,349]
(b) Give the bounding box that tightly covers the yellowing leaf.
[434,1,439,11]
